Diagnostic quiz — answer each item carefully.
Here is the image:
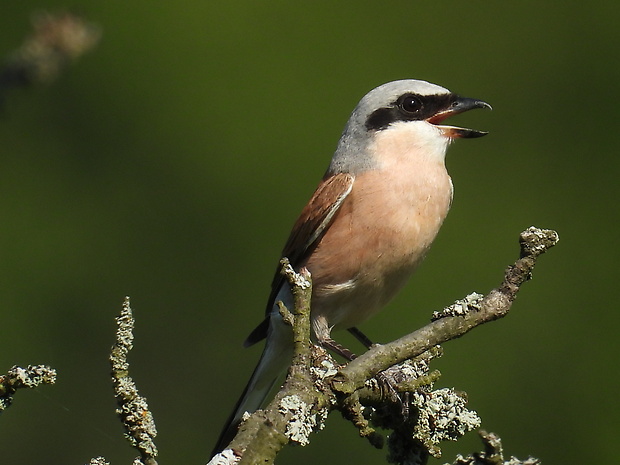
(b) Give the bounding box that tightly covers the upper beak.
[427,96,492,139]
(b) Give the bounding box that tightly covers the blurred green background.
[0,1,618,464]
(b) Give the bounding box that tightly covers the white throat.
[370,120,450,170]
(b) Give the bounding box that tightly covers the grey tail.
[210,322,293,457]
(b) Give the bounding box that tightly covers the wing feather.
[244,172,355,347]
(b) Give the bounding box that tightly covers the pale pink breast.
[305,159,453,331]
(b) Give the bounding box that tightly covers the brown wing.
[244,172,355,347]
[281,172,355,267]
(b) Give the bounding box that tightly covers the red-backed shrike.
[212,79,490,455]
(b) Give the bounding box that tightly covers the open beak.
[427,96,492,139]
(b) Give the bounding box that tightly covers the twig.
[331,227,559,394]
[0,365,56,411]
[221,261,332,465]
[447,430,541,465]
[109,297,159,465]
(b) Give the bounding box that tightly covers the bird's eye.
[400,95,423,114]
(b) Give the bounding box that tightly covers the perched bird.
[212,79,490,455]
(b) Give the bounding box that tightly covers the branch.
[0,365,56,411]
[211,227,558,464]
[448,430,541,465]
[0,11,100,99]
[108,297,159,465]
[331,227,559,394]
[213,261,333,465]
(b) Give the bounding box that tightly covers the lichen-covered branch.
[109,297,159,465]
[331,227,559,395]
[447,430,541,465]
[211,227,556,464]
[87,458,110,465]
[0,365,57,411]
[210,260,333,465]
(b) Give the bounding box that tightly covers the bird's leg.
[348,327,410,419]
[320,335,358,361]
[313,316,358,361]
[347,326,375,349]
[318,325,405,416]
[320,327,376,358]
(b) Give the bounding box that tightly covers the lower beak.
[427,96,492,139]
[440,126,489,139]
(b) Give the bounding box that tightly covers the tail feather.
[211,321,293,457]
[210,372,275,457]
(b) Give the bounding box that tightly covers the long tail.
[210,319,293,457]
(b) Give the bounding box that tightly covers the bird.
[211,79,490,456]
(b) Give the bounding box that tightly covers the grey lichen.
[87,458,110,465]
[280,258,311,290]
[8,365,57,388]
[207,448,241,465]
[110,297,158,464]
[384,386,481,464]
[432,293,484,321]
[409,388,481,458]
[0,364,57,411]
[279,394,320,446]
[118,396,158,453]
[448,430,541,465]
[519,227,559,258]
[309,345,339,393]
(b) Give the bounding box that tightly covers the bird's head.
[331,79,491,173]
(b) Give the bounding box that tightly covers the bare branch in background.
[0,11,101,97]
